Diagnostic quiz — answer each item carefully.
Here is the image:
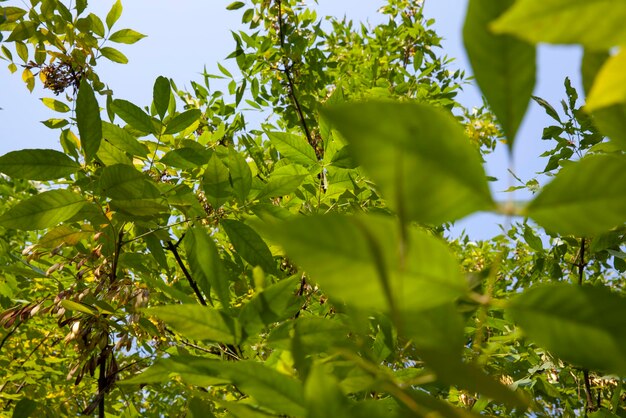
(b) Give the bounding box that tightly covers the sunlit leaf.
[0,189,85,230]
[463,0,535,148]
[0,149,79,180]
[323,102,494,225]
[40,98,70,113]
[267,131,318,166]
[509,284,626,375]
[586,49,626,112]
[227,147,252,203]
[100,46,128,63]
[108,28,146,44]
[145,305,240,344]
[102,122,150,157]
[106,0,122,29]
[491,0,626,49]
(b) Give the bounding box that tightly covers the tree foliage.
[0,0,625,416]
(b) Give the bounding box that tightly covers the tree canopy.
[0,0,626,417]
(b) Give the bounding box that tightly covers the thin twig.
[275,0,316,154]
[165,241,208,306]
[576,238,597,412]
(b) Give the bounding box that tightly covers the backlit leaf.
[145,305,240,344]
[0,149,79,180]
[202,154,232,207]
[100,46,128,64]
[527,155,626,235]
[164,109,201,135]
[509,284,626,375]
[106,0,122,29]
[267,131,318,166]
[0,189,85,230]
[184,227,231,307]
[259,214,467,312]
[586,49,626,112]
[491,0,626,49]
[227,147,252,203]
[108,28,146,44]
[40,98,70,113]
[463,0,535,148]
[221,219,275,274]
[112,99,155,134]
[323,102,494,225]
[76,81,102,161]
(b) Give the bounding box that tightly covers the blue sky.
[0,0,583,238]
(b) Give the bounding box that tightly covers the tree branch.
[275,0,316,155]
[165,240,208,306]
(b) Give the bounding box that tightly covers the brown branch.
[576,238,598,412]
[165,240,208,306]
[275,0,316,155]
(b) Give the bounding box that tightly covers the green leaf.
[305,364,350,418]
[330,145,358,169]
[0,149,79,180]
[12,398,37,418]
[76,81,102,161]
[527,154,626,236]
[259,214,467,312]
[38,225,92,248]
[99,164,160,200]
[102,122,149,157]
[127,357,306,416]
[106,0,122,29]
[121,356,231,386]
[586,49,626,112]
[463,0,535,148]
[239,276,301,336]
[221,219,275,274]
[256,164,309,200]
[153,76,170,120]
[322,102,494,225]
[109,198,168,216]
[582,49,609,97]
[40,98,70,113]
[0,189,85,230]
[227,147,252,203]
[6,21,37,42]
[202,153,232,208]
[508,284,626,375]
[108,28,146,44]
[267,132,318,166]
[112,99,155,134]
[160,147,211,169]
[145,305,240,344]
[100,46,128,64]
[60,300,97,315]
[491,0,626,49]
[184,227,230,307]
[164,109,202,135]
[226,1,245,10]
[592,104,626,150]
